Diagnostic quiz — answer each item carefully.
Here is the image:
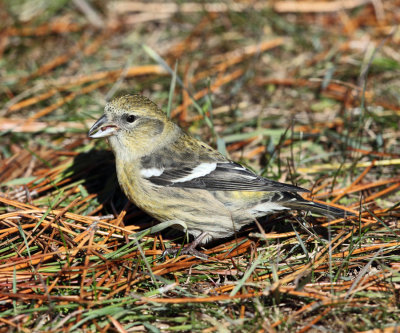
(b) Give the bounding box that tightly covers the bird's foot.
[163,246,208,259]
[162,232,209,259]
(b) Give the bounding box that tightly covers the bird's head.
[88,94,178,159]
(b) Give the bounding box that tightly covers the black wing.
[141,160,309,192]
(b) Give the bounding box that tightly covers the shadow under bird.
[88,94,355,256]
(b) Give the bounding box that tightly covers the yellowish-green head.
[88,94,179,159]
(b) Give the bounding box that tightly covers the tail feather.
[285,196,355,218]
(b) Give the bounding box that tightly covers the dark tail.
[285,194,356,218]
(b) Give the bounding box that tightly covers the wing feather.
[141,160,309,193]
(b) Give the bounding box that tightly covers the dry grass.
[1,0,400,332]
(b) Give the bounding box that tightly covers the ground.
[0,1,399,332]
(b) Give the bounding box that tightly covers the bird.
[88,94,354,256]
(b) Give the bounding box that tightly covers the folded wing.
[140,160,309,192]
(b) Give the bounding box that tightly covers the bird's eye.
[126,115,136,123]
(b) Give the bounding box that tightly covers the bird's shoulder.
[138,132,308,193]
[172,132,227,162]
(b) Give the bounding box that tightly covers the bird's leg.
[163,232,209,259]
